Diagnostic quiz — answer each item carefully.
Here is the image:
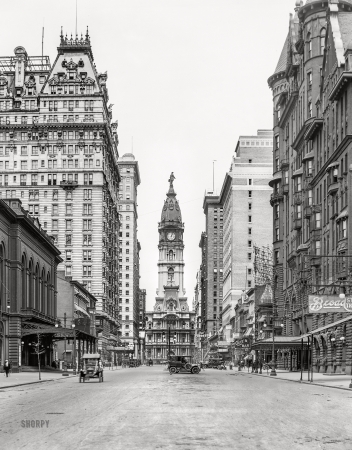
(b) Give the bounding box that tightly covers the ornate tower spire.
[161,173,182,224]
[167,172,176,196]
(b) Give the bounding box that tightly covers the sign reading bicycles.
[308,295,352,314]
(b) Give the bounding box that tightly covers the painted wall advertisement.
[308,295,352,314]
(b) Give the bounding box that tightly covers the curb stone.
[237,371,352,392]
[0,375,76,390]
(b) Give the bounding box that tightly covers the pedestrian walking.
[3,360,11,377]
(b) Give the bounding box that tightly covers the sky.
[0,0,297,310]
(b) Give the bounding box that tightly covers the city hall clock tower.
[155,173,188,312]
[144,173,196,363]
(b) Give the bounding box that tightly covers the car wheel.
[191,366,200,374]
[169,367,177,374]
[184,363,192,371]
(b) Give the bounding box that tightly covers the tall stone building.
[117,153,141,356]
[201,194,223,335]
[268,0,352,373]
[145,174,195,362]
[0,31,121,358]
[219,130,273,341]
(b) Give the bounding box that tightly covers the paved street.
[0,367,351,450]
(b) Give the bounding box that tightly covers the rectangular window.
[248,253,252,260]
[83,250,92,261]
[66,234,72,246]
[316,212,321,229]
[66,250,72,261]
[83,203,92,215]
[248,215,252,223]
[66,219,72,230]
[83,265,92,277]
[52,219,58,230]
[315,240,321,256]
[52,204,59,215]
[83,234,92,246]
[66,204,72,215]
[83,219,92,230]
[248,190,252,198]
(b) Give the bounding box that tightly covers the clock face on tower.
[167,232,176,241]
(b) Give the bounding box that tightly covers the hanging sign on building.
[308,295,352,314]
[233,337,251,349]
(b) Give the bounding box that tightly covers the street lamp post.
[72,322,76,375]
[270,315,277,377]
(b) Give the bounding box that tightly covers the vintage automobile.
[79,353,104,382]
[168,356,200,374]
[206,358,226,369]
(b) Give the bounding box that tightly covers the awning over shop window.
[292,167,303,178]
[252,336,308,351]
[336,208,348,222]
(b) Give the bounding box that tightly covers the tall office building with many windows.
[219,130,273,339]
[117,153,141,355]
[201,194,223,335]
[0,32,121,357]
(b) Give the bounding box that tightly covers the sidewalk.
[0,371,76,389]
[238,368,352,390]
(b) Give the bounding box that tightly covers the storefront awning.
[252,336,308,350]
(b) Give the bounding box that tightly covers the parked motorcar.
[168,356,200,374]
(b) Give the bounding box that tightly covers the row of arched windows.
[21,253,54,316]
